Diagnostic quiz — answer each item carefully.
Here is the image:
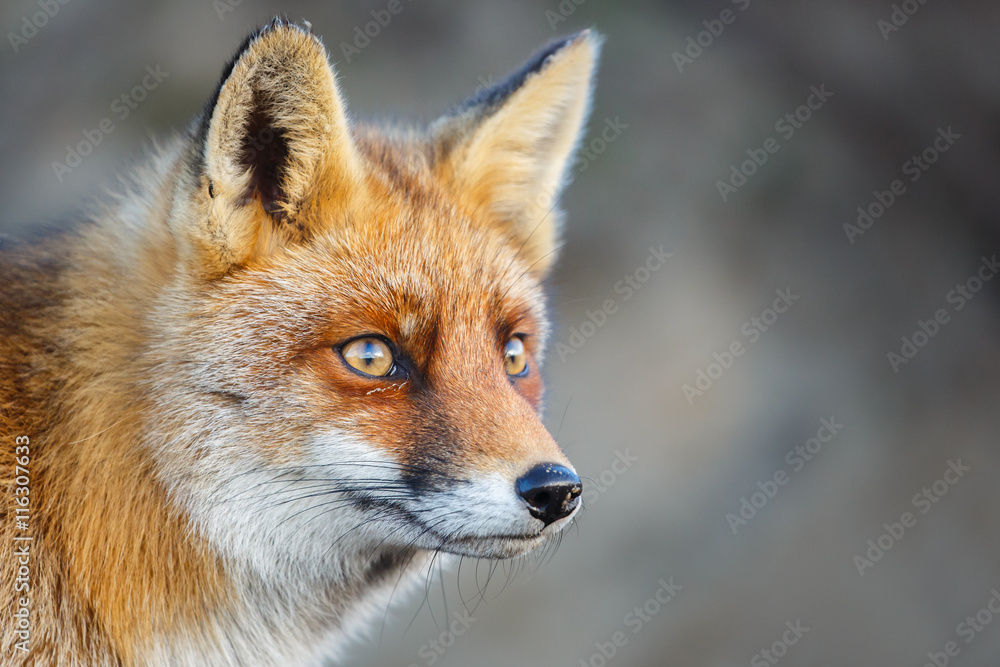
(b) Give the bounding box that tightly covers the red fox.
[0,18,599,666]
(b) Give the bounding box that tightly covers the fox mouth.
[426,527,549,559]
[345,493,560,558]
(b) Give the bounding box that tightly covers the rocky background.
[3,1,1000,665]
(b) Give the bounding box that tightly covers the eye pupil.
[342,337,394,377]
[504,336,528,376]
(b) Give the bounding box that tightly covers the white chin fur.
[158,428,575,662]
[179,428,576,572]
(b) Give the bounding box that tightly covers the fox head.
[150,19,600,577]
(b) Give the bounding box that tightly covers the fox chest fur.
[0,19,599,666]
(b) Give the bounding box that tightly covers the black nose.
[516,463,582,526]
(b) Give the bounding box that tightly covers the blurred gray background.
[3,1,1000,665]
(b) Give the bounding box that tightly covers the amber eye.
[341,337,394,377]
[504,336,528,376]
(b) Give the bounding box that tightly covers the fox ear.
[431,31,601,276]
[190,18,358,276]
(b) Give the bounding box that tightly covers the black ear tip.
[448,29,599,120]
[548,28,602,58]
[567,28,604,55]
[563,29,591,47]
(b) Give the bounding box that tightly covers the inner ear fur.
[431,30,602,277]
[192,18,360,274]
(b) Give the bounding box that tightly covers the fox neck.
[52,417,425,663]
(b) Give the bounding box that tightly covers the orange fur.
[1,19,599,665]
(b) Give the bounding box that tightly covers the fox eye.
[504,336,528,376]
[341,337,394,377]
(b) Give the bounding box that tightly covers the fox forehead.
[200,177,549,369]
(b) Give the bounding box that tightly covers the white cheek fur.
[149,423,573,665]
